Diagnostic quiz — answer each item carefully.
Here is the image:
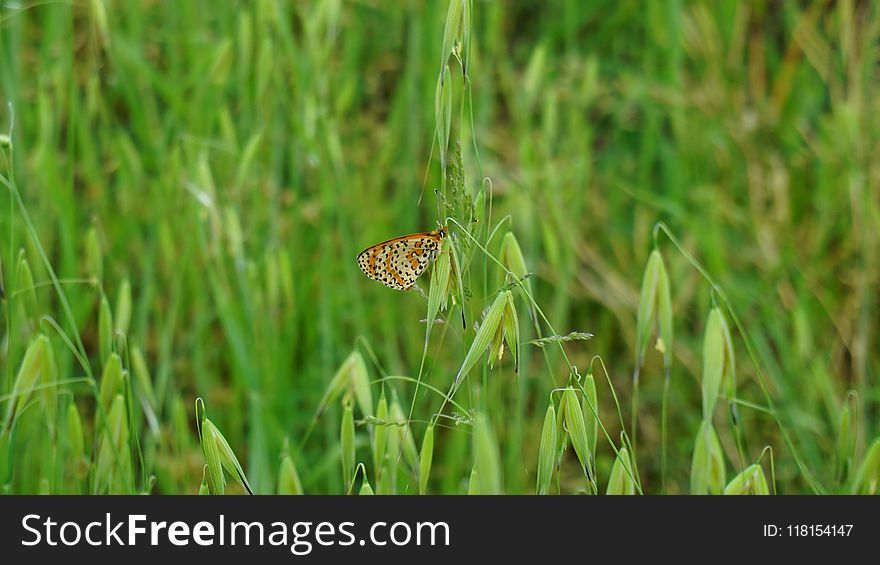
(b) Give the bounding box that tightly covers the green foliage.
[0,0,876,495]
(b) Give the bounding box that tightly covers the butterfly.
[357,227,447,290]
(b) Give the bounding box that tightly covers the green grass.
[0,0,878,495]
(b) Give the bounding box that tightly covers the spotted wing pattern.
[357,228,446,290]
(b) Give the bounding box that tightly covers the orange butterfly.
[357,227,447,290]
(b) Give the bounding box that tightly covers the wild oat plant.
[1,1,878,495]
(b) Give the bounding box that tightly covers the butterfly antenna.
[418,134,438,207]
[435,189,443,226]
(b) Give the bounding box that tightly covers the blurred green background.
[0,0,877,494]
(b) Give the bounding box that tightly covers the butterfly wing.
[357,232,442,290]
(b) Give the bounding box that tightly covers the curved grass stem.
[653,221,824,494]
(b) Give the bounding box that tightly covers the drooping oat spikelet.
[278,452,304,495]
[536,403,557,495]
[723,464,769,495]
[606,447,636,495]
[419,424,435,495]
[690,420,726,494]
[851,438,880,495]
[3,335,51,435]
[473,413,502,494]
